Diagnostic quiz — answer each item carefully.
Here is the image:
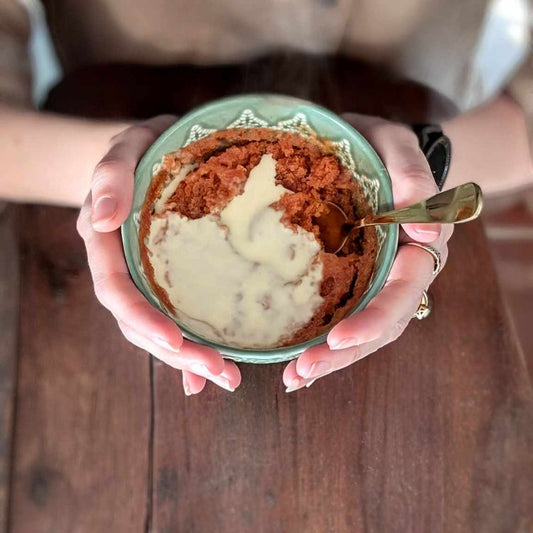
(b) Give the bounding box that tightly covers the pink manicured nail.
[153,337,180,353]
[304,360,330,378]
[285,377,304,393]
[415,225,440,237]
[329,337,358,350]
[215,377,235,392]
[91,196,116,225]
[190,364,233,390]
[190,363,211,376]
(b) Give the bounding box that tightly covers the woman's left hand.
[283,113,453,392]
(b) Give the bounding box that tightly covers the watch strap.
[412,124,451,190]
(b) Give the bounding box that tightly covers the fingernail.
[416,225,440,237]
[216,377,235,392]
[91,196,116,225]
[329,337,358,350]
[190,363,211,376]
[153,336,180,353]
[304,360,330,378]
[305,378,317,388]
[190,364,233,390]
[183,381,192,396]
[285,377,304,393]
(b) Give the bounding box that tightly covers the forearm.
[0,103,128,207]
[443,94,533,196]
[3,94,530,206]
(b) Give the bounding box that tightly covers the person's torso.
[42,0,464,66]
[40,0,490,108]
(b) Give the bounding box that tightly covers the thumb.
[91,156,135,232]
[382,135,441,243]
[91,115,177,232]
[397,169,441,244]
[343,116,441,244]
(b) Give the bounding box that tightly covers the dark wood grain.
[150,221,532,533]
[0,204,19,532]
[484,199,533,365]
[8,206,151,532]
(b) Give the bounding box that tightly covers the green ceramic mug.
[121,94,398,363]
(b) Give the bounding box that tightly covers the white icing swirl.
[146,154,323,348]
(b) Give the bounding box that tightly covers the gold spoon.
[317,182,483,254]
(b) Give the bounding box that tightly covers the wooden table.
[1,58,532,532]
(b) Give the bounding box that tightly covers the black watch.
[411,124,451,190]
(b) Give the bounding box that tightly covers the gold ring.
[414,290,432,320]
[403,242,442,276]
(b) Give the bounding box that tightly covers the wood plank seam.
[5,334,21,533]
[145,358,155,533]
[0,204,20,533]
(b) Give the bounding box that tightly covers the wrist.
[0,103,130,206]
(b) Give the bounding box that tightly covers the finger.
[399,224,453,266]
[177,342,241,391]
[218,358,242,391]
[118,321,240,391]
[399,225,455,246]
[399,223,452,283]
[91,115,177,232]
[78,204,183,351]
[283,358,335,392]
[283,360,302,392]
[326,243,436,350]
[116,321,207,372]
[182,370,206,396]
[285,336,388,391]
[344,115,441,242]
[374,131,441,242]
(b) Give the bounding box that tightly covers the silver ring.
[414,290,432,320]
[403,242,442,276]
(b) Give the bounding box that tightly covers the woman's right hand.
[77,115,242,395]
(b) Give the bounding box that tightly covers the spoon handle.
[357,182,483,227]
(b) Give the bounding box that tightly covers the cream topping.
[146,154,323,348]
